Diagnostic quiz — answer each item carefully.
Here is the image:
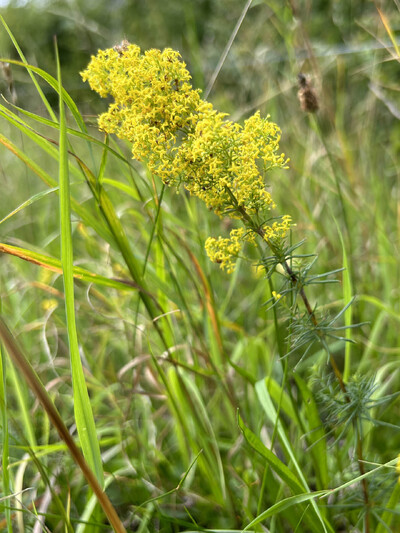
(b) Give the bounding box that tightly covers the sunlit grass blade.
[0,242,150,294]
[376,6,400,58]
[56,41,103,486]
[334,219,353,381]
[375,482,400,533]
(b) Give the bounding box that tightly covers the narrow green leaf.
[0,16,56,121]
[319,458,397,499]
[8,362,36,448]
[56,42,103,486]
[293,373,328,489]
[238,412,305,494]
[0,56,86,132]
[0,242,144,294]
[334,219,353,381]
[0,187,58,225]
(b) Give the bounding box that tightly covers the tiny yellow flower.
[205,228,246,274]
[41,299,58,311]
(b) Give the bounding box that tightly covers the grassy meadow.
[0,1,399,531]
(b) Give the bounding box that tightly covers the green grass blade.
[7,361,36,448]
[320,458,397,499]
[0,187,58,225]
[238,413,305,494]
[0,339,12,532]
[334,218,353,381]
[238,413,331,533]
[56,43,103,486]
[0,56,86,132]
[0,16,56,121]
[0,101,132,165]
[77,159,172,349]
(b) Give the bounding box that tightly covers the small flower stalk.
[81,43,291,273]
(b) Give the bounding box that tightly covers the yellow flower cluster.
[262,215,293,241]
[171,109,287,217]
[205,228,248,274]
[81,43,292,272]
[81,45,202,170]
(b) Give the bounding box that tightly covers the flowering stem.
[257,224,370,530]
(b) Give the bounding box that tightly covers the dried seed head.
[297,73,319,113]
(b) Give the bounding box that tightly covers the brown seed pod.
[297,73,319,113]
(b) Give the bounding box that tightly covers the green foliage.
[1,1,400,532]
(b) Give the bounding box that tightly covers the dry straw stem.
[0,317,127,533]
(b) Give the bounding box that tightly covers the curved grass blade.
[0,187,58,225]
[238,412,304,494]
[0,242,146,294]
[334,218,353,381]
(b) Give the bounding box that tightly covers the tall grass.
[0,2,400,532]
